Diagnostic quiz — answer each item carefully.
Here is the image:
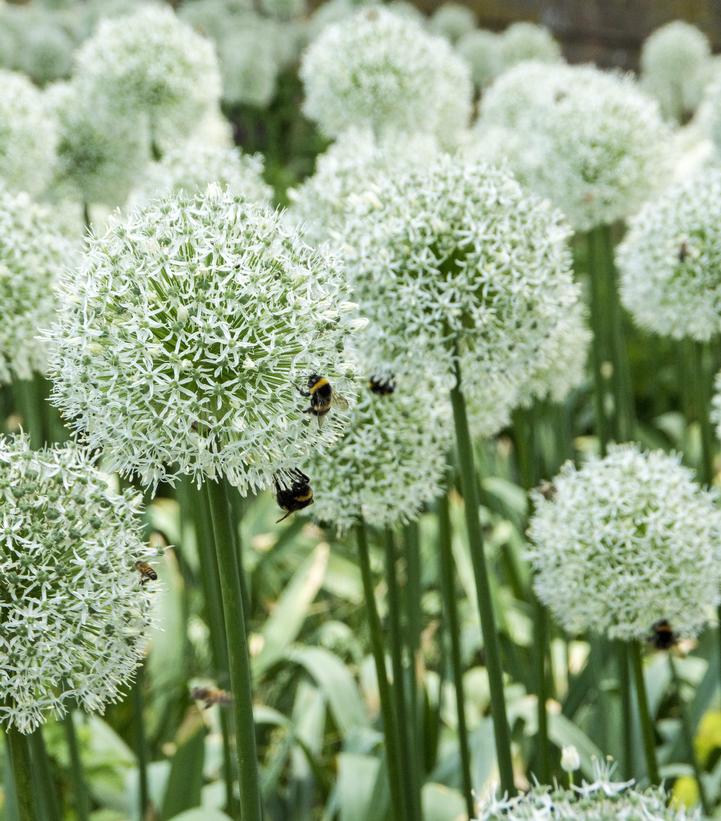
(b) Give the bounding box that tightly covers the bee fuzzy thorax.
[275,469,315,523]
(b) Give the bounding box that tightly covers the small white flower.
[641,21,711,122]
[428,2,476,43]
[477,62,672,231]
[0,188,76,385]
[527,444,721,641]
[560,746,580,773]
[74,5,221,146]
[617,167,721,341]
[0,434,154,734]
[300,8,472,145]
[128,139,272,209]
[0,70,58,196]
[47,188,358,493]
[497,22,562,71]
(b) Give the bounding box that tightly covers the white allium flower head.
[0,70,58,196]
[341,155,578,404]
[617,168,721,342]
[528,444,721,641]
[47,186,358,492]
[128,140,272,210]
[0,434,155,734]
[456,29,501,88]
[385,1,425,25]
[0,188,75,385]
[428,2,476,43]
[478,62,671,231]
[303,339,450,532]
[300,8,472,144]
[46,80,150,208]
[477,758,699,820]
[287,127,439,246]
[14,13,75,85]
[74,5,221,145]
[217,18,281,107]
[641,21,711,122]
[498,22,562,71]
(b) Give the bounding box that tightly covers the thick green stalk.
[12,378,43,449]
[402,521,424,799]
[668,654,709,815]
[63,712,90,821]
[616,641,633,780]
[131,667,150,819]
[205,479,263,821]
[27,726,61,821]
[355,521,407,821]
[185,481,237,817]
[512,408,550,783]
[82,202,92,234]
[437,493,474,818]
[629,642,659,785]
[450,354,515,796]
[383,529,418,821]
[6,729,36,821]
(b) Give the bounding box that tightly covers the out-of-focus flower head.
[0,434,155,734]
[428,2,476,43]
[497,21,562,72]
[528,444,721,641]
[300,8,472,146]
[456,29,501,88]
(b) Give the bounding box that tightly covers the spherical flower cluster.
[217,19,281,107]
[0,70,58,196]
[617,168,721,342]
[129,140,272,210]
[303,343,450,532]
[306,0,375,40]
[287,128,439,246]
[47,80,150,208]
[0,188,74,385]
[0,434,155,734]
[640,21,711,122]
[14,13,75,86]
[428,2,476,43]
[527,444,721,641]
[478,62,671,231]
[47,186,359,492]
[497,21,562,71]
[300,8,472,144]
[477,759,699,820]
[341,156,579,405]
[456,29,501,88]
[74,5,221,145]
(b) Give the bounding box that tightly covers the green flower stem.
[437,492,474,819]
[63,711,90,821]
[204,478,262,821]
[688,341,714,485]
[27,726,61,821]
[6,729,36,821]
[131,666,150,818]
[183,480,238,818]
[668,654,710,815]
[512,408,550,783]
[82,202,92,233]
[402,521,424,804]
[383,528,418,821]
[616,641,633,780]
[355,521,407,821]
[12,378,43,449]
[629,642,659,785]
[450,352,515,796]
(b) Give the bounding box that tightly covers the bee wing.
[332,393,350,410]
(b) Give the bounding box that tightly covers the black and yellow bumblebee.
[368,374,396,395]
[135,561,157,586]
[274,469,314,523]
[298,374,348,425]
[649,619,676,650]
[190,686,233,708]
[537,480,556,501]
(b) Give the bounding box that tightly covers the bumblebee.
[298,374,347,425]
[368,374,396,395]
[135,561,157,585]
[649,619,676,650]
[537,481,556,501]
[190,686,233,708]
[274,469,314,523]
